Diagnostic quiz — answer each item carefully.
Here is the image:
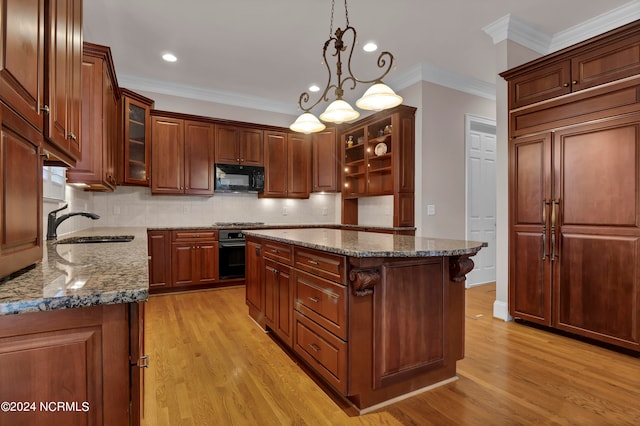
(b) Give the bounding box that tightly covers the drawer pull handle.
[307,343,320,352]
[307,259,319,265]
[271,249,279,253]
[307,296,320,303]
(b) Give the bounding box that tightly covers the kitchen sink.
[55,235,135,244]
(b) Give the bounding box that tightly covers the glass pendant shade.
[319,99,360,124]
[289,112,326,134]
[355,83,403,111]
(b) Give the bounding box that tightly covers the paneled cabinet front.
[262,131,311,198]
[171,230,219,287]
[151,115,215,195]
[215,125,263,166]
[0,0,83,167]
[0,104,43,279]
[45,0,82,163]
[503,21,640,351]
[67,42,119,191]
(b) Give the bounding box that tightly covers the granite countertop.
[243,228,487,257]
[147,223,416,232]
[0,227,149,316]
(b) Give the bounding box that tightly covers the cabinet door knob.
[563,83,570,87]
[67,132,77,141]
[572,80,578,85]
[40,105,50,114]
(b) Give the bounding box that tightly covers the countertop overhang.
[0,227,149,316]
[243,228,487,257]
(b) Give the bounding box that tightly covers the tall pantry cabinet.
[501,20,640,351]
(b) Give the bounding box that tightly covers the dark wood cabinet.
[45,0,82,163]
[215,125,263,166]
[502,20,640,351]
[340,105,416,227]
[0,302,144,425]
[508,23,640,109]
[246,240,263,315]
[151,114,214,196]
[0,0,46,132]
[67,42,119,191]
[262,130,311,198]
[0,0,82,168]
[0,103,43,279]
[312,127,339,193]
[171,230,219,287]
[147,230,171,290]
[184,120,215,195]
[119,89,154,186]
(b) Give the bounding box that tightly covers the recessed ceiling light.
[162,53,177,62]
[363,42,378,52]
[309,85,320,92]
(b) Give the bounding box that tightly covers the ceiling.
[83,0,638,116]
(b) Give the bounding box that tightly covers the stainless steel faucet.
[46,204,100,240]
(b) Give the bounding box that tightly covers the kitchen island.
[243,228,486,412]
[0,227,148,426]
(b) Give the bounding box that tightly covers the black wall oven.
[218,230,246,280]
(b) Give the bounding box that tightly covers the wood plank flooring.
[142,284,640,425]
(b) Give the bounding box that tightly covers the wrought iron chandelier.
[289,0,403,134]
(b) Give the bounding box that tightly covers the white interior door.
[466,115,496,287]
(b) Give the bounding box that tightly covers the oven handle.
[219,241,246,248]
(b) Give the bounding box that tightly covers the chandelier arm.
[298,36,340,113]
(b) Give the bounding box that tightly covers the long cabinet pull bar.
[551,200,557,229]
[307,296,320,303]
[307,343,320,352]
[550,199,560,261]
[542,199,548,226]
[542,200,550,260]
[542,233,547,260]
[551,234,557,261]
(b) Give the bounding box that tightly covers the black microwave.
[214,163,265,193]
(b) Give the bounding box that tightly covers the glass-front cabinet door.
[120,89,154,186]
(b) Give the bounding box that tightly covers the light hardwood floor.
[142,284,640,425]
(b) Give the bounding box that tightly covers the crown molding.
[117,74,297,115]
[550,1,640,51]
[391,63,496,101]
[484,1,640,55]
[482,14,551,54]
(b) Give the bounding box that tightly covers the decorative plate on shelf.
[374,142,387,156]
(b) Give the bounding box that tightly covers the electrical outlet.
[113,205,121,215]
[183,205,191,214]
[427,204,436,216]
[321,207,328,216]
[282,206,288,216]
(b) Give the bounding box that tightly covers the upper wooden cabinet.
[67,42,119,191]
[0,0,46,132]
[311,127,339,193]
[215,125,263,166]
[151,113,215,196]
[504,23,640,109]
[0,0,82,167]
[340,105,416,227]
[262,131,311,198]
[45,0,82,163]
[118,89,154,186]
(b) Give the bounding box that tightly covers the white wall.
[416,82,495,239]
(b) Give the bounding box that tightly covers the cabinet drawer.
[293,312,347,394]
[295,247,346,284]
[263,240,293,265]
[295,270,347,340]
[171,230,218,241]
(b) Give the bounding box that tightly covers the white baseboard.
[493,299,512,321]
